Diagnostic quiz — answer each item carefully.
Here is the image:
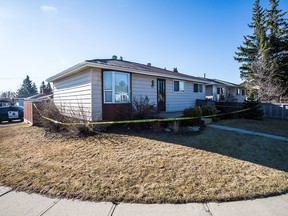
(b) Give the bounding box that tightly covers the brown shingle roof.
[86,59,207,82]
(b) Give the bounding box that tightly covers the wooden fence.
[261,103,288,120]
[24,101,41,125]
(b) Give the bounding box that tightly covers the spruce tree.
[46,82,52,90]
[16,75,38,97]
[266,0,288,95]
[241,91,263,119]
[235,0,266,82]
[40,81,46,93]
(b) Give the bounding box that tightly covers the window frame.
[217,87,224,95]
[103,71,131,104]
[236,88,240,95]
[194,83,203,93]
[173,80,185,92]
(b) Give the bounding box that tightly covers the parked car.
[0,106,24,123]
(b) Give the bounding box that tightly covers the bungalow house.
[46,57,211,121]
[205,79,246,102]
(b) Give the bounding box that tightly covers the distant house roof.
[47,58,212,84]
[25,94,53,102]
[206,78,241,87]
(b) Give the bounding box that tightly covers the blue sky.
[0,0,287,92]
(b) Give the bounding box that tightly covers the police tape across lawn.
[33,104,252,126]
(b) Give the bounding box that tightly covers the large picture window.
[104,71,130,103]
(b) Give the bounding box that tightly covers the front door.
[157,79,166,112]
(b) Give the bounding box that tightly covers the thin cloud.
[41,5,58,14]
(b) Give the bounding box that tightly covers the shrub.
[36,100,98,137]
[132,96,158,119]
[183,106,202,126]
[131,96,158,130]
[215,102,242,119]
[201,106,217,117]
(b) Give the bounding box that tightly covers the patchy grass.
[215,118,288,137]
[0,123,288,203]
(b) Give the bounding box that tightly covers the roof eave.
[86,62,211,84]
[46,62,89,82]
[47,62,211,84]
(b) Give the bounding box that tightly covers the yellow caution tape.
[33,103,252,126]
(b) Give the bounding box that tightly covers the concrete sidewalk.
[207,124,288,142]
[0,186,288,216]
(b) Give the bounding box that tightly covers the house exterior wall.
[166,79,206,112]
[132,74,157,105]
[52,69,208,121]
[132,74,205,112]
[207,85,246,102]
[53,69,93,121]
[91,68,102,121]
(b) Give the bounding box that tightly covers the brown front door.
[157,79,166,112]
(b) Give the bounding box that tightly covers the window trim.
[103,71,131,104]
[173,80,185,92]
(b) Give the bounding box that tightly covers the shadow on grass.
[107,125,288,172]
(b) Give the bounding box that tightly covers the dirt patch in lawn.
[215,118,288,137]
[0,123,288,203]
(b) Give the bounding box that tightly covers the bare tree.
[1,91,16,99]
[252,48,285,102]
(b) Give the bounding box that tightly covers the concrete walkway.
[0,186,288,216]
[207,124,288,142]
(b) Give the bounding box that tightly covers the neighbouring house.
[0,98,12,107]
[46,57,212,121]
[205,79,246,102]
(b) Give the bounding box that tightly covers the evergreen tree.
[173,67,178,72]
[235,0,267,81]
[46,82,52,90]
[40,81,46,93]
[266,0,288,95]
[16,75,38,97]
[241,91,263,119]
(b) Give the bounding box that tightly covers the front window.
[194,83,203,93]
[242,89,245,96]
[217,87,224,94]
[104,71,130,103]
[236,88,240,95]
[174,80,185,92]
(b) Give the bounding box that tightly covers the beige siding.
[166,79,206,112]
[91,68,102,121]
[132,74,157,105]
[53,69,92,121]
[132,74,205,112]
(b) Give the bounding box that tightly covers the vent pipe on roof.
[204,73,206,78]
[120,56,123,61]
[147,63,151,66]
[112,55,117,59]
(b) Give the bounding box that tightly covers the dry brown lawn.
[215,118,288,137]
[0,122,288,203]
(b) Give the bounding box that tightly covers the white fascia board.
[46,62,89,82]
